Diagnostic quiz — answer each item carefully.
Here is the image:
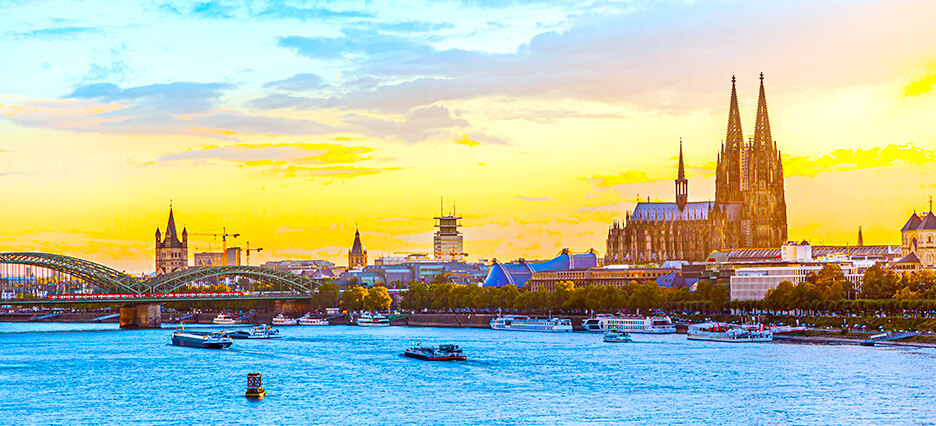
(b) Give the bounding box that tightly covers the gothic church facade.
[605,74,788,263]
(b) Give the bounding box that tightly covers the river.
[1,323,935,424]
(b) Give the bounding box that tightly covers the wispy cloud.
[516,196,552,202]
[13,26,102,40]
[151,142,399,180]
[588,170,651,187]
[783,144,936,177]
[262,73,325,92]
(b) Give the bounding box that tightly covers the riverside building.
[434,204,465,262]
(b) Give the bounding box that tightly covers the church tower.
[675,138,688,211]
[155,205,188,275]
[741,73,788,247]
[715,75,745,204]
[348,227,367,268]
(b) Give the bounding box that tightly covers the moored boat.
[271,313,298,326]
[404,344,466,361]
[687,322,772,343]
[298,314,329,326]
[602,316,676,334]
[224,324,282,339]
[490,315,573,332]
[212,312,237,325]
[171,327,233,349]
[356,312,390,327]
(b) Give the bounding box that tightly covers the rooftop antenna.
[440,196,444,216]
[930,195,933,213]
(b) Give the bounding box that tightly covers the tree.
[764,280,795,312]
[402,282,430,311]
[364,286,392,311]
[630,282,662,312]
[551,281,575,311]
[497,285,519,310]
[861,264,900,299]
[342,286,367,311]
[317,282,340,309]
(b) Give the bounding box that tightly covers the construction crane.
[245,241,263,266]
[188,227,240,266]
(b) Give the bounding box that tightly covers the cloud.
[254,4,372,21]
[274,226,304,234]
[13,26,102,40]
[80,44,131,84]
[454,134,481,147]
[152,142,400,180]
[154,142,375,165]
[345,105,467,144]
[516,196,552,202]
[374,21,455,33]
[262,73,325,92]
[277,28,431,61]
[159,1,237,19]
[783,144,936,178]
[904,65,936,97]
[68,81,232,114]
[589,170,651,187]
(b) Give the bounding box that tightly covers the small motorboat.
[224,324,282,340]
[212,312,237,325]
[272,314,298,326]
[603,329,632,343]
[298,314,329,326]
[404,344,466,361]
[171,326,233,349]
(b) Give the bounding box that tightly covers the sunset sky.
[2,0,936,273]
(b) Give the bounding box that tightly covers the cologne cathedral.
[605,74,788,263]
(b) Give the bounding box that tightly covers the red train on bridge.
[47,292,244,300]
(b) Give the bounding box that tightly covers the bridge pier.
[119,303,162,329]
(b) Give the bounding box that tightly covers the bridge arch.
[0,252,142,294]
[142,266,318,295]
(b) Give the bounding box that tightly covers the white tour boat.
[687,322,773,343]
[356,312,390,327]
[298,314,329,326]
[212,312,238,325]
[582,314,618,332]
[271,314,298,326]
[489,315,573,332]
[602,316,677,334]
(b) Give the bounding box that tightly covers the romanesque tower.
[741,73,788,247]
[155,206,188,275]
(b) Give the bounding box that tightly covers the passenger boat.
[582,314,618,332]
[271,314,298,326]
[602,316,677,334]
[356,312,390,327]
[171,327,233,349]
[224,324,282,339]
[603,329,632,343]
[298,314,329,326]
[687,322,772,343]
[489,315,573,332]
[212,312,237,325]
[404,344,466,361]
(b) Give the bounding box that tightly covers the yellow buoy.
[245,372,265,399]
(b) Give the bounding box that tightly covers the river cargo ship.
[171,329,233,349]
[404,344,466,361]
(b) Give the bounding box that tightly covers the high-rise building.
[348,227,368,268]
[605,74,788,263]
[155,206,188,275]
[434,202,465,262]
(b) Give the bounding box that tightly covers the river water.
[1,323,935,424]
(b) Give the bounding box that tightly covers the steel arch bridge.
[0,252,140,294]
[143,265,318,295]
[0,252,318,295]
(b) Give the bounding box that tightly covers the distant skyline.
[1,0,936,273]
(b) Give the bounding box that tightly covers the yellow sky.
[1,1,936,273]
